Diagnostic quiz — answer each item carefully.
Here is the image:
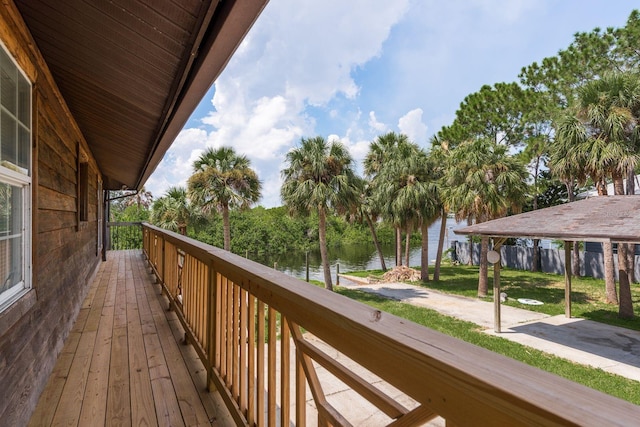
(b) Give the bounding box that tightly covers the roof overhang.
[455,196,640,244]
[15,0,268,190]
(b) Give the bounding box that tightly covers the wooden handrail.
[141,222,639,426]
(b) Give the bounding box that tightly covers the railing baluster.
[214,272,221,370]
[240,287,248,415]
[232,282,240,401]
[280,317,290,427]
[257,300,265,427]
[220,277,231,385]
[220,276,228,381]
[226,277,233,385]
[247,292,256,425]
[267,306,276,427]
[207,261,217,391]
[138,223,640,427]
[296,346,306,427]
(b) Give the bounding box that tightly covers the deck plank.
[136,255,214,426]
[49,266,109,426]
[106,251,131,427]
[29,250,230,427]
[133,254,185,427]
[78,259,116,425]
[125,252,158,427]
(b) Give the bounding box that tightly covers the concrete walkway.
[338,276,640,383]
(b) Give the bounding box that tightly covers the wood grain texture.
[31,251,225,426]
[142,223,640,427]
[0,5,103,424]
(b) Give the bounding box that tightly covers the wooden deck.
[28,250,233,427]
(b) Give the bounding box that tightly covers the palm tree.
[150,186,193,235]
[427,135,454,281]
[281,136,360,291]
[374,148,440,280]
[124,186,154,210]
[347,177,387,272]
[557,72,640,318]
[364,132,416,266]
[549,113,590,282]
[188,147,262,251]
[442,138,528,297]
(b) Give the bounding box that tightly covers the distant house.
[576,175,640,199]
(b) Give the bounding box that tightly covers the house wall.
[0,2,102,425]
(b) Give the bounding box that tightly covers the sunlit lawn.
[333,287,640,405]
[348,262,640,331]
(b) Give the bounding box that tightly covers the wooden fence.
[141,223,639,426]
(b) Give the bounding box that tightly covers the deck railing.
[107,221,143,250]
[141,223,639,426]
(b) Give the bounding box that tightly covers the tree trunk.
[420,221,429,281]
[566,178,581,278]
[572,242,580,278]
[222,204,231,251]
[627,168,636,195]
[405,226,411,267]
[318,207,333,290]
[531,168,540,273]
[613,174,625,196]
[627,171,636,284]
[478,237,489,297]
[613,173,633,314]
[618,243,634,319]
[603,242,617,304]
[396,226,402,266]
[434,210,447,281]
[365,213,386,272]
[628,245,636,284]
[532,239,540,272]
[467,220,474,265]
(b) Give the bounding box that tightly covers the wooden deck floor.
[29,250,233,427]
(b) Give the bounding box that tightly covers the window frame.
[0,41,32,314]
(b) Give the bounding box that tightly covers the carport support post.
[494,258,501,333]
[492,238,506,333]
[564,241,572,318]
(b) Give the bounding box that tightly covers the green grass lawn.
[334,286,640,405]
[349,263,640,331]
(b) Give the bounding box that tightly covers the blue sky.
[145,0,637,208]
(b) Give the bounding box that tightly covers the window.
[0,42,31,313]
[78,161,88,222]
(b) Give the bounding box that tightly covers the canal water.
[252,218,466,283]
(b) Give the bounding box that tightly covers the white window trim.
[0,40,32,313]
[0,172,31,315]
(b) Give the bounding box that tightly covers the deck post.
[491,239,506,333]
[161,237,166,286]
[493,260,501,333]
[564,241,572,318]
[207,260,218,392]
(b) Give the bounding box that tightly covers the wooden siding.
[0,2,102,426]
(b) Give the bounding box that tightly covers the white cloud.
[146,0,633,209]
[145,129,207,198]
[368,111,387,133]
[398,108,428,145]
[149,0,410,207]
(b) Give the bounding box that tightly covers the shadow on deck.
[28,250,233,426]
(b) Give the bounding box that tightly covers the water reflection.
[251,219,464,282]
